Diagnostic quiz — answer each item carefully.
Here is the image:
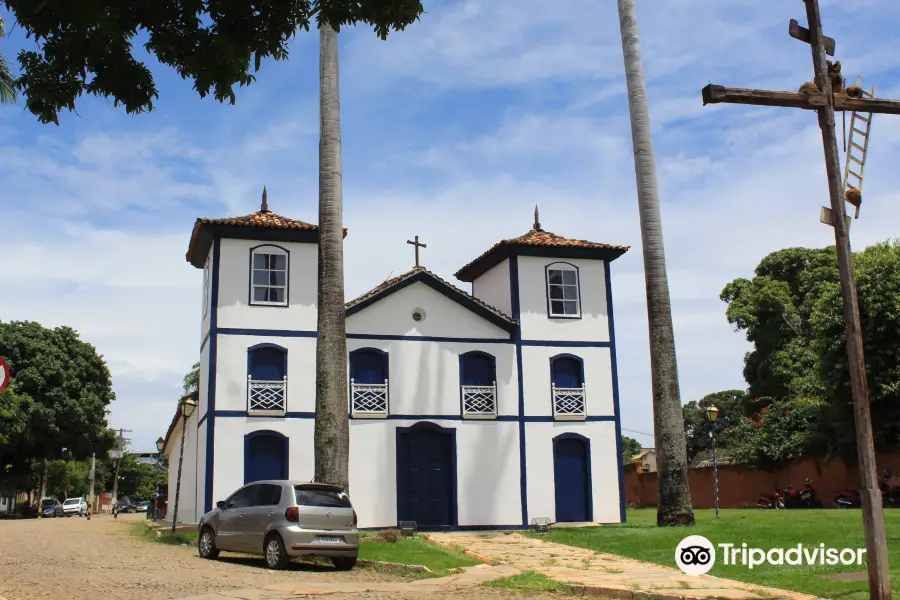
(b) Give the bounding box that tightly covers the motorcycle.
[784,478,822,509]
[837,469,900,508]
[757,483,786,509]
[834,488,860,508]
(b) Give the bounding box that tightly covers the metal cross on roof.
[407,235,427,268]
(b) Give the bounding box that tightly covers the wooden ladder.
[843,77,876,218]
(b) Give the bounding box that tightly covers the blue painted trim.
[246,343,288,380]
[243,429,290,484]
[395,421,459,530]
[198,413,208,427]
[549,353,586,384]
[248,244,290,308]
[544,262,583,320]
[217,328,610,347]
[553,432,594,522]
[349,348,391,416]
[219,328,317,338]
[204,238,221,514]
[510,256,528,527]
[200,330,211,353]
[520,340,609,348]
[605,260,626,524]
[209,410,615,423]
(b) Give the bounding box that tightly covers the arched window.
[247,344,287,414]
[460,351,497,418]
[250,245,289,306]
[546,262,581,318]
[550,354,586,419]
[350,348,389,416]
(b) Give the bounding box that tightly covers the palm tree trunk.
[617,0,694,526]
[314,22,350,491]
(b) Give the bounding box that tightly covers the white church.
[162,191,630,530]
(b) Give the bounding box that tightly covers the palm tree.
[616,0,694,526]
[313,21,350,491]
[1,15,18,104]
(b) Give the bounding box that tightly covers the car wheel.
[332,556,357,571]
[198,528,220,560]
[264,533,289,570]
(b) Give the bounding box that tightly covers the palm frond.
[0,53,16,105]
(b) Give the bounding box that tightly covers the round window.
[412,308,426,322]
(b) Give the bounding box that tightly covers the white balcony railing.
[462,383,497,418]
[552,383,586,420]
[350,379,388,417]
[248,375,287,414]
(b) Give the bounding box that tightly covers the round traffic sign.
[0,358,9,393]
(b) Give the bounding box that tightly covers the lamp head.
[155,437,165,453]
[706,405,720,422]
[181,398,198,418]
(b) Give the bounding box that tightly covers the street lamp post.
[171,397,197,533]
[155,437,165,522]
[706,405,720,518]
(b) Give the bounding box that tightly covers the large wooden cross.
[407,235,427,268]
[701,2,896,598]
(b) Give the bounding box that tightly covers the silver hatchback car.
[197,480,360,570]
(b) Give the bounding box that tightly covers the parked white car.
[62,497,88,517]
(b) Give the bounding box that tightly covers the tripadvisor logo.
[675,536,867,575]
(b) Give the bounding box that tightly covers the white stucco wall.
[200,250,212,341]
[165,409,200,523]
[516,256,610,342]
[213,334,316,413]
[211,417,316,507]
[520,345,614,417]
[525,421,621,524]
[198,343,210,418]
[346,338,518,417]
[471,259,512,317]
[346,281,510,339]
[215,238,319,332]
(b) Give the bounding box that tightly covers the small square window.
[250,248,289,307]
[547,266,580,318]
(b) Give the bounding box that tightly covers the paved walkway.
[426,532,822,600]
[173,564,522,599]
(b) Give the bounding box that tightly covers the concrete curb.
[357,559,435,574]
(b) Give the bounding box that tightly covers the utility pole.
[110,429,132,518]
[701,1,898,597]
[87,453,96,520]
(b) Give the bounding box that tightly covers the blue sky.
[2,0,900,452]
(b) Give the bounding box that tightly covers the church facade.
[162,195,630,530]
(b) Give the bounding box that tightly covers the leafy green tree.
[111,453,166,500]
[725,397,822,467]
[0,14,17,104]
[46,460,90,499]
[621,436,642,465]
[183,362,200,395]
[682,390,748,462]
[0,321,116,486]
[4,0,424,124]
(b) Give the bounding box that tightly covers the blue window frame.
[550,355,583,388]
[250,245,289,306]
[247,344,287,414]
[550,354,586,420]
[460,351,497,418]
[546,262,581,318]
[349,348,389,416]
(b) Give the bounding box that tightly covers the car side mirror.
[216,501,226,509]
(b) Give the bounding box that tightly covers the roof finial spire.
[261,186,269,212]
[533,205,542,231]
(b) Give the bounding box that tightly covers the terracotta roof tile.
[196,210,320,231]
[345,266,516,324]
[454,227,630,281]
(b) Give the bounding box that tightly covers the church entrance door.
[553,435,592,523]
[396,424,456,530]
[244,431,289,484]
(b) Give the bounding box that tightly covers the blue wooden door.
[461,353,493,386]
[351,351,386,384]
[551,357,582,388]
[397,428,454,529]
[554,437,591,522]
[244,434,288,484]
[249,347,284,381]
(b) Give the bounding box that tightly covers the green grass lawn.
[132,523,199,546]
[527,509,900,600]
[359,533,481,575]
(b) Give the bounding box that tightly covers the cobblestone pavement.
[427,532,824,600]
[0,515,554,600]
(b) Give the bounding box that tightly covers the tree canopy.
[3,0,424,124]
[682,389,748,463]
[0,321,116,483]
[621,435,642,465]
[719,241,900,463]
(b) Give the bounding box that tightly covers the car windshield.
[41,499,55,506]
[63,499,79,505]
[294,486,351,508]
